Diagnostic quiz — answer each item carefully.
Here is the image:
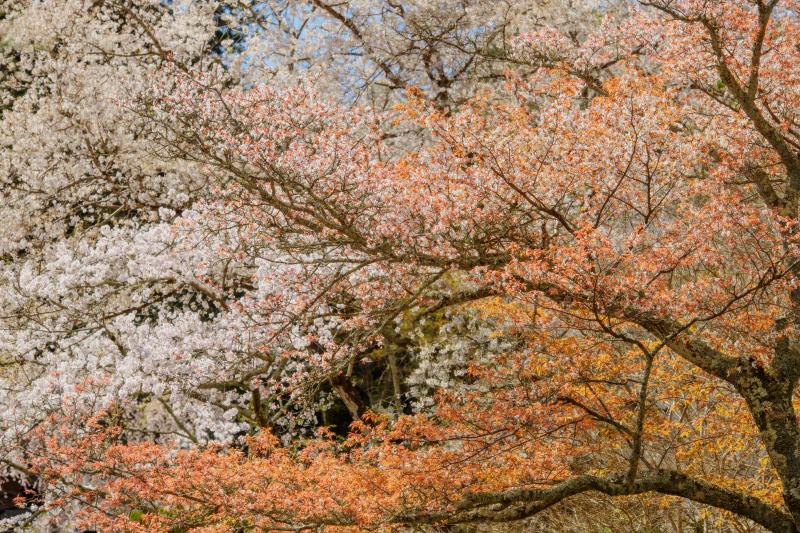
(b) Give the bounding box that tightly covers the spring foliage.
[5,0,800,531]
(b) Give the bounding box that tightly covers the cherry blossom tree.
[0,0,243,526]
[10,0,800,531]
[0,0,618,528]
[221,0,608,107]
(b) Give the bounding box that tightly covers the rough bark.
[396,471,797,532]
[736,368,800,528]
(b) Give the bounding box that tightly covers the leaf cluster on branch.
[4,1,800,532]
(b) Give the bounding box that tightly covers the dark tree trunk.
[738,369,800,529]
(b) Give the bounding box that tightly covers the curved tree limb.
[395,471,796,532]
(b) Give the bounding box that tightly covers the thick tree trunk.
[330,372,368,422]
[739,370,800,528]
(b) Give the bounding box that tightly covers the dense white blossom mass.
[0,1,604,526]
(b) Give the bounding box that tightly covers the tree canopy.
[3,1,800,531]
